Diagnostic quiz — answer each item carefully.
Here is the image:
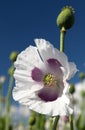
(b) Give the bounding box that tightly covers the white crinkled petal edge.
[34,39,68,68]
[13,82,73,116]
[66,62,78,80]
[18,94,73,116]
[14,45,44,70]
[30,94,73,116]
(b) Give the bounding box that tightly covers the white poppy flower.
[13,39,77,116]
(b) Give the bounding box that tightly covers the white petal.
[14,69,31,77]
[13,83,43,102]
[66,62,78,80]
[56,51,68,69]
[28,94,73,116]
[14,80,34,90]
[14,73,33,82]
[29,101,53,115]
[35,39,55,60]
[51,95,73,116]
[14,45,47,84]
[15,45,43,70]
[63,82,69,94]
[13,83,36,101]
[34,39,68,68]
[13,87,31,101]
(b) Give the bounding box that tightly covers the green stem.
[60,27,74,130]
[40,115,46,130]
[49,118,53,130]
[0,87,2,115]
[36,113,41,130]
[5,75,14,130]
[53,116,60,130]
[29,125,33,130]
[63,123,67,130]
[52,26,66,130]
[60,27,66,52]
[69,115,74,130]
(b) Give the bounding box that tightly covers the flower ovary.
[43,73,58,87]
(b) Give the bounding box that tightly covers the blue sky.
[0,0,85,96]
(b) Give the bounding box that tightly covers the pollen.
[43,73,58,87]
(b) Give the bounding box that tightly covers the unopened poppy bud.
[9,51,18,62]
[80,90,85,98]
[8,66,14,76]
[79,72,85,80]
[69,83,75,94]
[56,6,75,30]
[28,116,36,126]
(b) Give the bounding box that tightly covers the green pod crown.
[56,6,75,30]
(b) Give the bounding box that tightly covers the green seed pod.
[79,72,85,80]
[28,116,36,126]
[56,6,75,30]
[9,51,18,62]
[69,83,75,94]
[8,66,14,76]
[80,90,85,98]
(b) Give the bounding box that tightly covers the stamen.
[43,73,58,87]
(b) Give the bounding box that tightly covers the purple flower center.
[37,72,61,102]
[31,58,63,102]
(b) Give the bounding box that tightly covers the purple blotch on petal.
[47,58,63,79]
[31,67,43,82]
[38,87,59,102]
[47,58,61,68]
